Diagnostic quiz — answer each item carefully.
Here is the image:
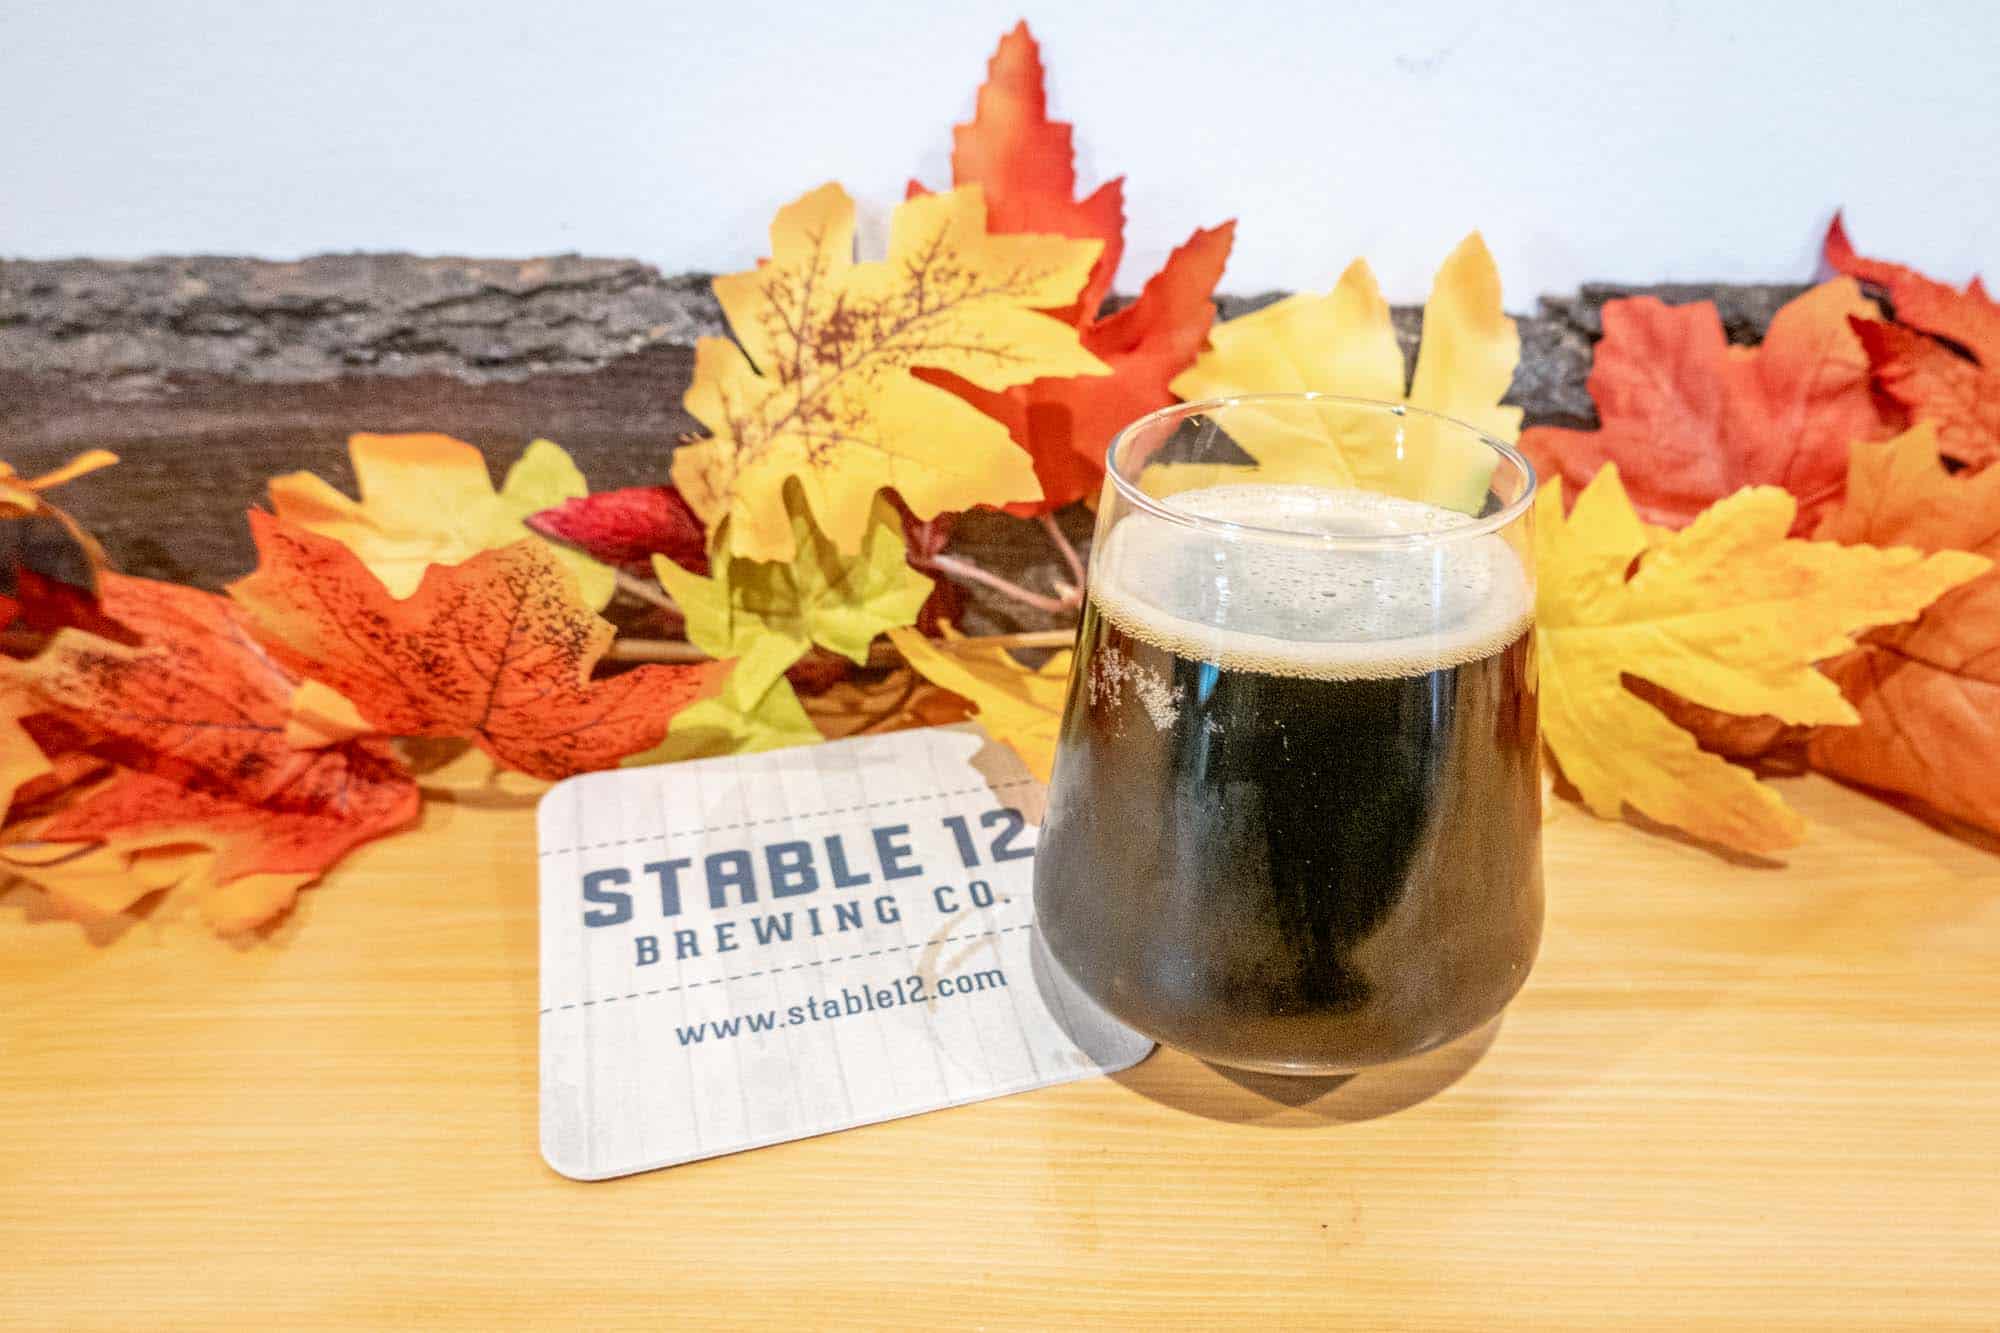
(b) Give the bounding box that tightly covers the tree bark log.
[0,253,1807,618]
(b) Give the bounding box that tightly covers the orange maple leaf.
[921,21,1125,329]
[1825,213,2000,365]
[1810,424,2000,835]
[928,225,1236,515]
[38,756,415,929]
[230,512,727,779]
[913,24,1236,515]
[1521,281,1896,534]
[1850,318,2000,470]
[4,573,420,928]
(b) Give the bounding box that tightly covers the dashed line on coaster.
[539,923,1034,1014]
[540,779,1041,857]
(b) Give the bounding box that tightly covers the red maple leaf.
[1850,318,2000,471]
[1520,280,1898,534]
[0,568,134,646]
[8,572,420,923]
[229,512,727,779]
[1825,213,2000,365]
[526,484,709,576]
[911,23,1236,516]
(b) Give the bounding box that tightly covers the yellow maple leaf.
[1537,465,1990,853]
[268,433,615,607]
[887,628,1071,782]
[672,183,1110,562]
[0,449,119,566]
[1153,234,1518,512]
[654,489,933,675]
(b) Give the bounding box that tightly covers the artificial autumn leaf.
[0,449,118,566]
[671,183,1109,562]
[928,224,1237,515]
[11,573,407,809]
[0,683,52,825]
[38,757,413,931]
[918,21,1125,328]
[0,570,114,824]
[803,667,974,741]
[2,568,131,643]
[284,679,373,750]
[1809,425,2000,835]
[1,572,421,928]
[1536,464,1987,854]
[1825,213,2000,365]
[624,638,821,767]
[0,450,118,518]
[270,433,616,607]
[527,484,710,576]
[911,25,1234,514]
[1521,281,1894,534]
[230,513,727,780]
[2,745,105,819]
[1850,319,2000,469]
[886,627,1071,782]
[654,490,934,674]
[0,831,217,921]
[1156,234,1517,513]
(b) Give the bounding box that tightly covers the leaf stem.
[614,568,678,614]
[1039,512,1088,592]
[605,638,713,664]
[606,627,1075,667]
[926,553,1075,616]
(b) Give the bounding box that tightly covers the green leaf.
[654,489,934,672]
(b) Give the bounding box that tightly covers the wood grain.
[3,772,1996,1327]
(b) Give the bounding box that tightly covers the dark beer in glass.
[1034,395,1542,1074]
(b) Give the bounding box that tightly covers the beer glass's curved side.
[1033,396,1541,1075]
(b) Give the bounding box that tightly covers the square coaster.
[537,723,1153,1179]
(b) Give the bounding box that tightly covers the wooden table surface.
[5,767,1997,1329]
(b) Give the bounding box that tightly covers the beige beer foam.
[1092,484,1534,682]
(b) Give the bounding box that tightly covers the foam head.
[1092,484,1534,681]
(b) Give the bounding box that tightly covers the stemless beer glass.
[1034,394,1541,1075]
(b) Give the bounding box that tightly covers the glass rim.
[1103,392,1539,549]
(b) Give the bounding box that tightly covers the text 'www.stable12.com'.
[671,966,1012,1046]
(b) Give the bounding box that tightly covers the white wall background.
[3,0,1995,303]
